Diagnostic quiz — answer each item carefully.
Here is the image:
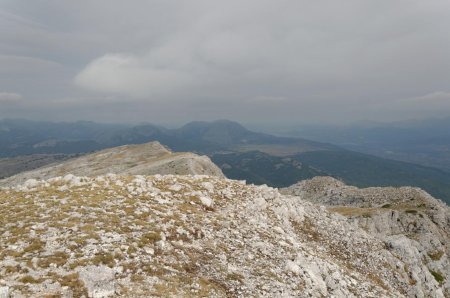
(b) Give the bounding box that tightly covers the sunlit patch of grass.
[327,206,378,218]
[68,258,90,270]
[138,232,161,247]
[91,251,116,268]
[226,272,244,283]
[1,249,23,259]
[23,238,45,254]
[37,251,69,268]
[19,275,43,284]
[291,217,321,241]
[59,273,89,297]
[4,265,21,274]
[428,250,445,261]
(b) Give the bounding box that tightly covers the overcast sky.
[1,0,450,125]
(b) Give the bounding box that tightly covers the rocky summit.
[0,142,224,188]
[0,173,448,297]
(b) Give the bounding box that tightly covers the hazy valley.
[283,117,450,172]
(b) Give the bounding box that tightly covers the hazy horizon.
[2,115,450,133]
[1,1,450,124]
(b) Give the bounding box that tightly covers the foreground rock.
[0,142,223,187]
[282,176,450,297]
[0,174,447,297]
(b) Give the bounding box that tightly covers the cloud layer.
[1,0,450,124]
[0,92,22,102]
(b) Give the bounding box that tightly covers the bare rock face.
[1,174,449,297]
[282,176,450,297]
[0,287,10,298]
[78,265,115,298]
[0,142,223,187]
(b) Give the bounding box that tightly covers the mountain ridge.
[0,119,336,157]
[0,142,223,187]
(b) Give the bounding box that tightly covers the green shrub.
[429,269,445,284]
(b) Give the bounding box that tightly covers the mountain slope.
[282,177,450,296]
[0,119,125,157]
[211,151,327,187]
[0,174,446,297]
[175,120,253,146]
[0,154,73,179]
[209,149,450,204]
[0,142,223,187]
[286,117,450,171]
[295,150,450,204]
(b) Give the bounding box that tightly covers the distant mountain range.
[282,117,450,172]
[0,119,333,156]
[1,118,450,204]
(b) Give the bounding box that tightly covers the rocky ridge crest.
[0,142,223,187]
[0,174,447,297]
[282,176,450,297]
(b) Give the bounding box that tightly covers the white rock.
[254,196,267,209]
[115,266,124,274]
[144,247,154,255]
[0,287,9,298]
[156,240,166,250]
[61,286,73,298]
[169,184,183,192]
[201,182,214,192]
[78,265,115,298]
[199,196,213,207]
[63,174,76,182]
[24,179,39,189]
[285,261,301,275]
[58,185,69,192]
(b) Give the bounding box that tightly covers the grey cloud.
[394,92,450,115]
[1,0,450,124]
[0,92,22,102]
